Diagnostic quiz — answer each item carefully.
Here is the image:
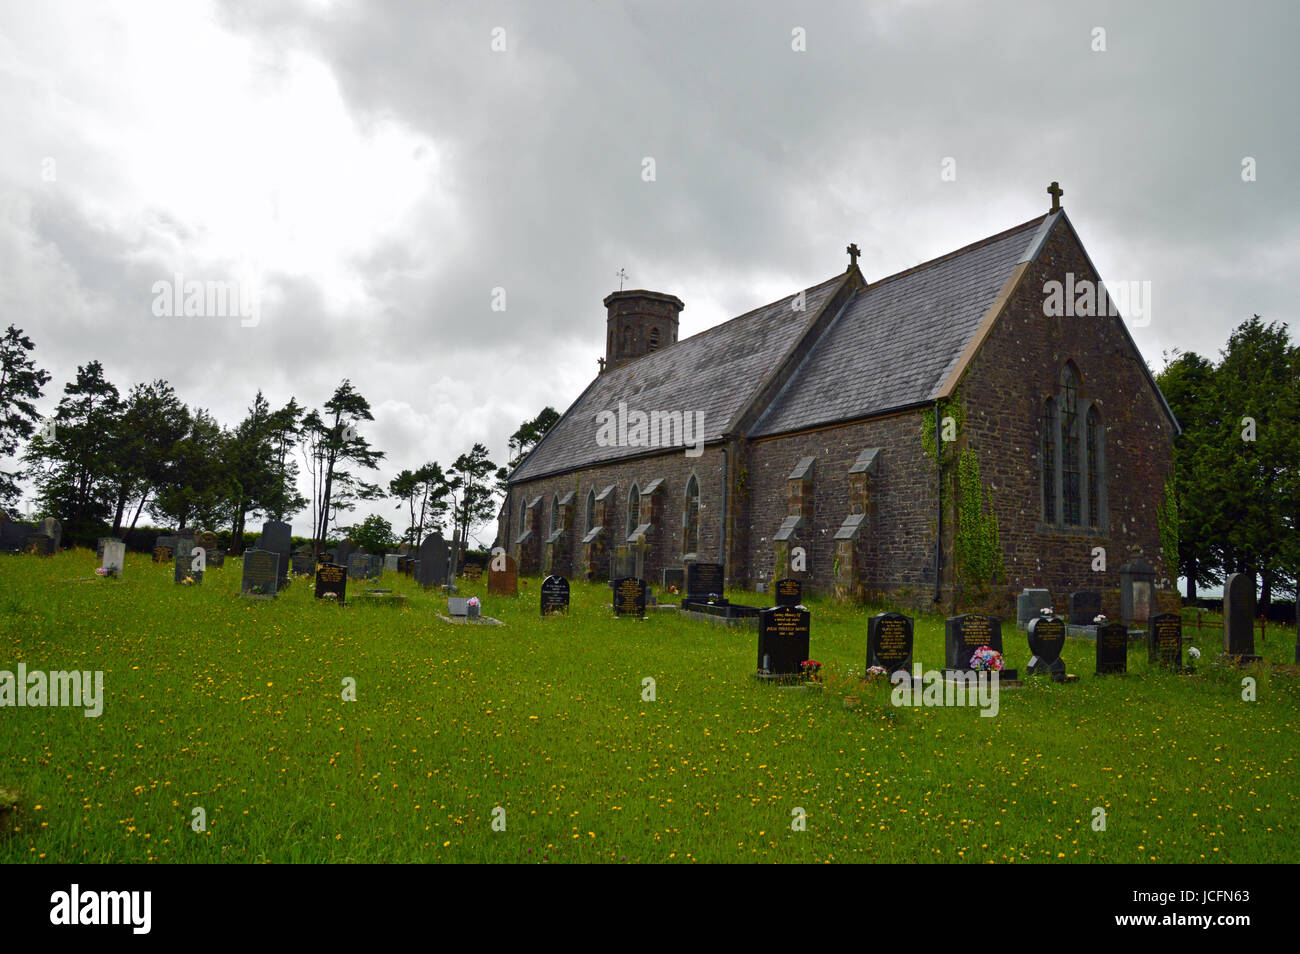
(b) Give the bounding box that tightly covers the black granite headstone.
[686,562,725,601]
[757,605,811,676]
[174,539,203,584]
[867,612,914,675]
[241,548,279,597]
[416,533,449,589]
[314,562,347,602]
[541,575,570,615]
[774,578,802,608]
[1095,621,1129,674]
[256,521,292,590]
[1150,612,1183,667]
[1223,573,1259,660]
[613,577,647,617]
[1027,615,1065,665]
[348,552,370,581]
[945,614,1003,670]
[1068,590,1102,626]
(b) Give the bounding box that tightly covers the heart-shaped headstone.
[1027,615,1065,664]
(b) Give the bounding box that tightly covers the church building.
[500,186,1179,613]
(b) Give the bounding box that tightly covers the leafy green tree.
[448,443,498,558]
[1157,318,1299,605]
[26,361,121,528]
[506,406,560,471]
[0,325,51,511]
[151,407,227,530]
[103,380,189,534]
[343,513,396,553]
[1157,350,1222,599]
[303,381,385,553]
[389,462,450,546]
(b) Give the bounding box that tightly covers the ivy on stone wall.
[921,393,1004,588]
[954,449,1005,587]
[1158,480,1179,581]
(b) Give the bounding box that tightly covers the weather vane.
[616,267,628,291]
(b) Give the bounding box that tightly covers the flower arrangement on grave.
[969,646,1005,671]
[181,576,196,586]
[95,566,118,579]
[1188,646,1201,665]
[1093,614,1107,624]
[322,591,338,601]
[668,585,679,595]
[467,597,481,609]
[707,592,720,605]
[864,665,889,682]
[1040,607,1054,617]
[801,659,823,682]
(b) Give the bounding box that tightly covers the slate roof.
[750,216,1046,437]
[508,211,1157,482]
[509,274,846,482]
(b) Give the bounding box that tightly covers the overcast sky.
[2,0,1296,541]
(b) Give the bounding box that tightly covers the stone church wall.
[502,445,726,584]
[958,217,1177,611]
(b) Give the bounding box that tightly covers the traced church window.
[683,473,700,554]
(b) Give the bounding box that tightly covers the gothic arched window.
[1041,398,1057,524]
[627,483,641,537]
[585,489,596,532]
[683,474,700,554]
[1086,405,1103,527]
[1060,365,1081,526]
[550,494,560,535]
[1041,362,1105,530]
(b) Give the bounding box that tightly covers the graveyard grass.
[2,551,1298,864]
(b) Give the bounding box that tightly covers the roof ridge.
[596,271,845,377]
[863,214,1049,290]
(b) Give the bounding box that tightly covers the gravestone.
[1222,573,1260,661]
[1016,588,1052,629]
[661,567,685,591]
[314,562,347,602]
[0,520,34,552]
[1026,615,1067,679]
[368,554,383,580]
[757,605,811,677]
[398,556,414,576]
[1118,558,1155,625]
[612,577,647,617]
[1149,613,1183,668]
[945,614,1003,671]
[101,539,126,575]
[240,549,279,598]
[96,537,120,560]
[448,597,477,618]
[1068,590,1103,626]
[541,575,570,615]
[1095,621,1129,674]
[174,539,203,584]
[867,612,914,675]
[37,517,61,550]
[348,552,370,581]
[335,540,356,568]
[153,544,174,564]
[686,562,725,602]
[256,521,292,591]
[197,531,219,554]
[774,578,802,608]
[29,533,54,555]
[487,553,519,597]
[291,547,315,576]
[416,533,450,589]
[384,554,400,573]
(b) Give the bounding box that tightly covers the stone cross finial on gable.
[1048,181,1063,212]
[846,243,861,268]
